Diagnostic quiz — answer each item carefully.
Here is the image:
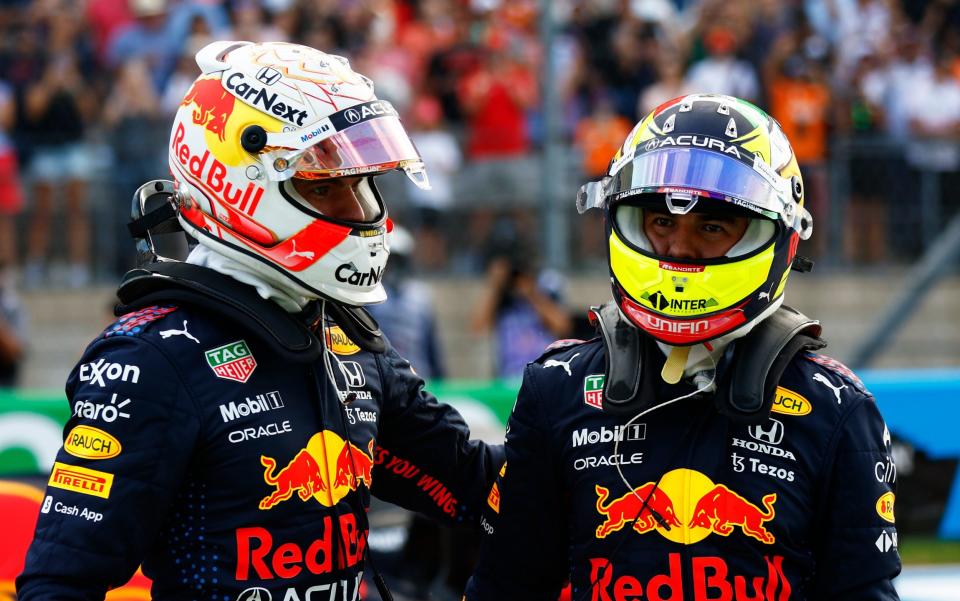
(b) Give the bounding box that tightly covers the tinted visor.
[292,116,426,180]
[581,148,789,219]
[265,112,430,189]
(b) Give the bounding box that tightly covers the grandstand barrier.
[1,370,959,537]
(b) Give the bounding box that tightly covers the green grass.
[900,536,960,564]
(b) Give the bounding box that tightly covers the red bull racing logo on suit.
[586,553,791,601]
[594,468,777,545]
[259,431,375,509]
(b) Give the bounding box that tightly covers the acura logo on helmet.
[345,108,362,124]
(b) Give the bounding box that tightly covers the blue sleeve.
[371,346,503,527]
[16,336,201,601]
[811,395,901,600]
[465,365,568,600]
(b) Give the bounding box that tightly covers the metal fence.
[11,132,959,284]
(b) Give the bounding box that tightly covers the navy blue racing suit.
[465,337,900,601]
[18,296,503,600]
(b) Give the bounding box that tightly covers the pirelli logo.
[48,462,114,499]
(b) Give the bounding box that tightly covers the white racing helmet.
[170,40,430,306]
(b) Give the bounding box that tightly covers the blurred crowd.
[0,0,959,284]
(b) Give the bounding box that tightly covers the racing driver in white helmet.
[18,41,503,601]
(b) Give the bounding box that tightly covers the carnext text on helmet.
[225,72,309,126]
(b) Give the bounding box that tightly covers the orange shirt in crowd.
[574,113,634,178]
[768,77,831,164]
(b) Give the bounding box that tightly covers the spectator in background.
[470,215,572,380]
[574,93,633,262]
[459,38,536,160]
[107,0,228,92]
[879,28,934,257]
[0,79,23,270]
[101,58,170,276]
[638,52,692,117]
[106,0,178,92]
[226,0,289,44]
[404,94,461,271]
[0,265,25,388]
[840,53,891,263]
[684,25,760,103]
[831,0,896,85]
[601,19,659,121]
[765,27,833,258]
[21,6,97,288]
[573,93,632,180]
[903,49,960,240]
[160,34,208,116]
[367,225,446,381]
[84,0,134,67]
[879,29,933,141]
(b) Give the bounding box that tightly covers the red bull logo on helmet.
[259,431,375,509]
[181,76,236,142]
[594,468,777,545]
[171,124,265,217]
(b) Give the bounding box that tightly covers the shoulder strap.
[116,262,327,362]
[589,302,669,416]
[589,302,641,405]
[715,305,826,423]
[590,302,826,421]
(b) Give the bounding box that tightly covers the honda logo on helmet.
[255,67,282,86]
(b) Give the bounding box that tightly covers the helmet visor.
[264,103,430,189]
[579,147,790,220]
[292,117,424,178]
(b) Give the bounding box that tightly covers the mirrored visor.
[292,116,423,177]
[579,148,790,218]
[265,115,429,189]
